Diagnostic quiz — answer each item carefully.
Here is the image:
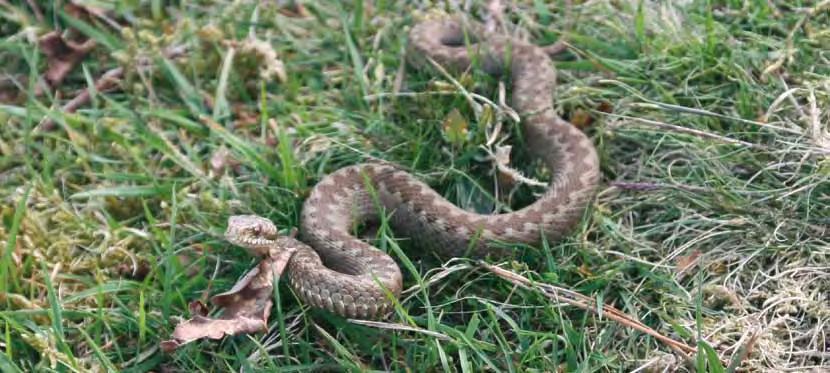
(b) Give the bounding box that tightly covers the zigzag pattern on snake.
[225,17,600,319]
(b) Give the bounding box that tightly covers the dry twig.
[38,45,187,131]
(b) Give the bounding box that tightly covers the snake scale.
[225,17,600,319]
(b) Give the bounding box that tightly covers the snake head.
[225,215,279,256]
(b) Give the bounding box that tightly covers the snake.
[224,17,600,319]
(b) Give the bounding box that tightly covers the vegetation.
[0,1,827,371]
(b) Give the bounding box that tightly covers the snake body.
[225,18,600,319]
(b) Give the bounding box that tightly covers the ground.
[0,1,828,372]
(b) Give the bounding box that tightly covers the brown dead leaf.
[162,243,298,352]
[209,145,238,176]
[189,300,209,317]
[36,1,118,89]
[569,102,613,129]
[569,109,593,129]
[0,79,23,104]
[39,31,96,88]
[232,104,260,128]
[115,259,150,280]
[596,101,613,114]
[278,2,311,18]
[160,314,267,352]
[161,258,278,352]
[675,250,701,272]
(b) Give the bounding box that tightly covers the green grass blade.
[58,11,122,51]
[312,324,362,371]
[0,352,23,373]
[158,57,206,116]
[41,261,80,369]
[342,16,368,103]
[0,185,29,295]
[212,48,235,121]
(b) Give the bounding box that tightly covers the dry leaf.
[0,79,23,104]
[674,250,701,282]
[189,300,209,317]
[162,242,298,351]
[38,31,96,87]
[675,250,702,277]
[161,258,278,351]
[209,146,238,176]
[115,260,150,280]
[232,104,260,128]
[569,109,593,129]
[596,101,613,114]
[278,2,311,18]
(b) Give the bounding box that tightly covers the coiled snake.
[225,17,600,319]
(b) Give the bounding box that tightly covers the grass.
[1,0,829,371]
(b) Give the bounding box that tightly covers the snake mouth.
[227,235,274,247]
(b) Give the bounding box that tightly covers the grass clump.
[0,1,828,372]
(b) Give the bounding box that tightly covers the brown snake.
[224,17,600,319]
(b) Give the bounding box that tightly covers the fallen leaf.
[278,3,311,18]
[569,109,593,129]
[115,260,150,280]
[209,145,238,176]
[161,258,278,352]
[675,250,701,276]
[38,31,96,88]
[162,236,299,351]
[442,108,469,147]
[160,314,267,352]
[189,300,209,317]
[0,79,23,104]
[232,104,260,128]
[596,101,613,114]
